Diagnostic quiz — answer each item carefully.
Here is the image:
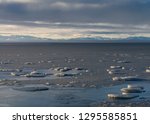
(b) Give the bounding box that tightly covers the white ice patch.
[0,67,88,81]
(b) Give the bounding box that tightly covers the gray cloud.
[1,0,150,42]
[0,0,150,25]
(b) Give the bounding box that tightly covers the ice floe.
[25,71,47,78]
[107,65,125,75]
[0,66,88,81]
[13,86,49,92]
[107,69,123,75]
[121,88,144,93]
[107,84,145,100]
[54,67,72,72]
[11,72,27,76]
[121,85,145,93]
[74,67,84,70]
[110,66,125,69]
[47,60,52,63]
[112,76,140,81]
[107,93,139,100]
[146,69,150,73]
[54,73,76,77]
[0,60,12,64]
[24,62,35,65]
[127,84,144,90]
[0,69,16,72]
[117,60,130,64]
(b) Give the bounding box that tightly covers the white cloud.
[0,0,34,3]
[49,2,106,10]
[0,22,150,40]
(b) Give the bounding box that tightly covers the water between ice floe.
[0,82,150,107]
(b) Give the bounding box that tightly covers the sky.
[0,0,150,42]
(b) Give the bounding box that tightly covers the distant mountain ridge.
[0,35,150,42]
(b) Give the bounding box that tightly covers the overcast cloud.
[0,0,150,41]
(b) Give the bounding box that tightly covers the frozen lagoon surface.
[0,43,150,107]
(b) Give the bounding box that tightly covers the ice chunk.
[13,86,49,92]
[110,66,125,69]
[25,71,46,78]
[108,93,139,100]
[121,88,144,93]
[112,76,140,81]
